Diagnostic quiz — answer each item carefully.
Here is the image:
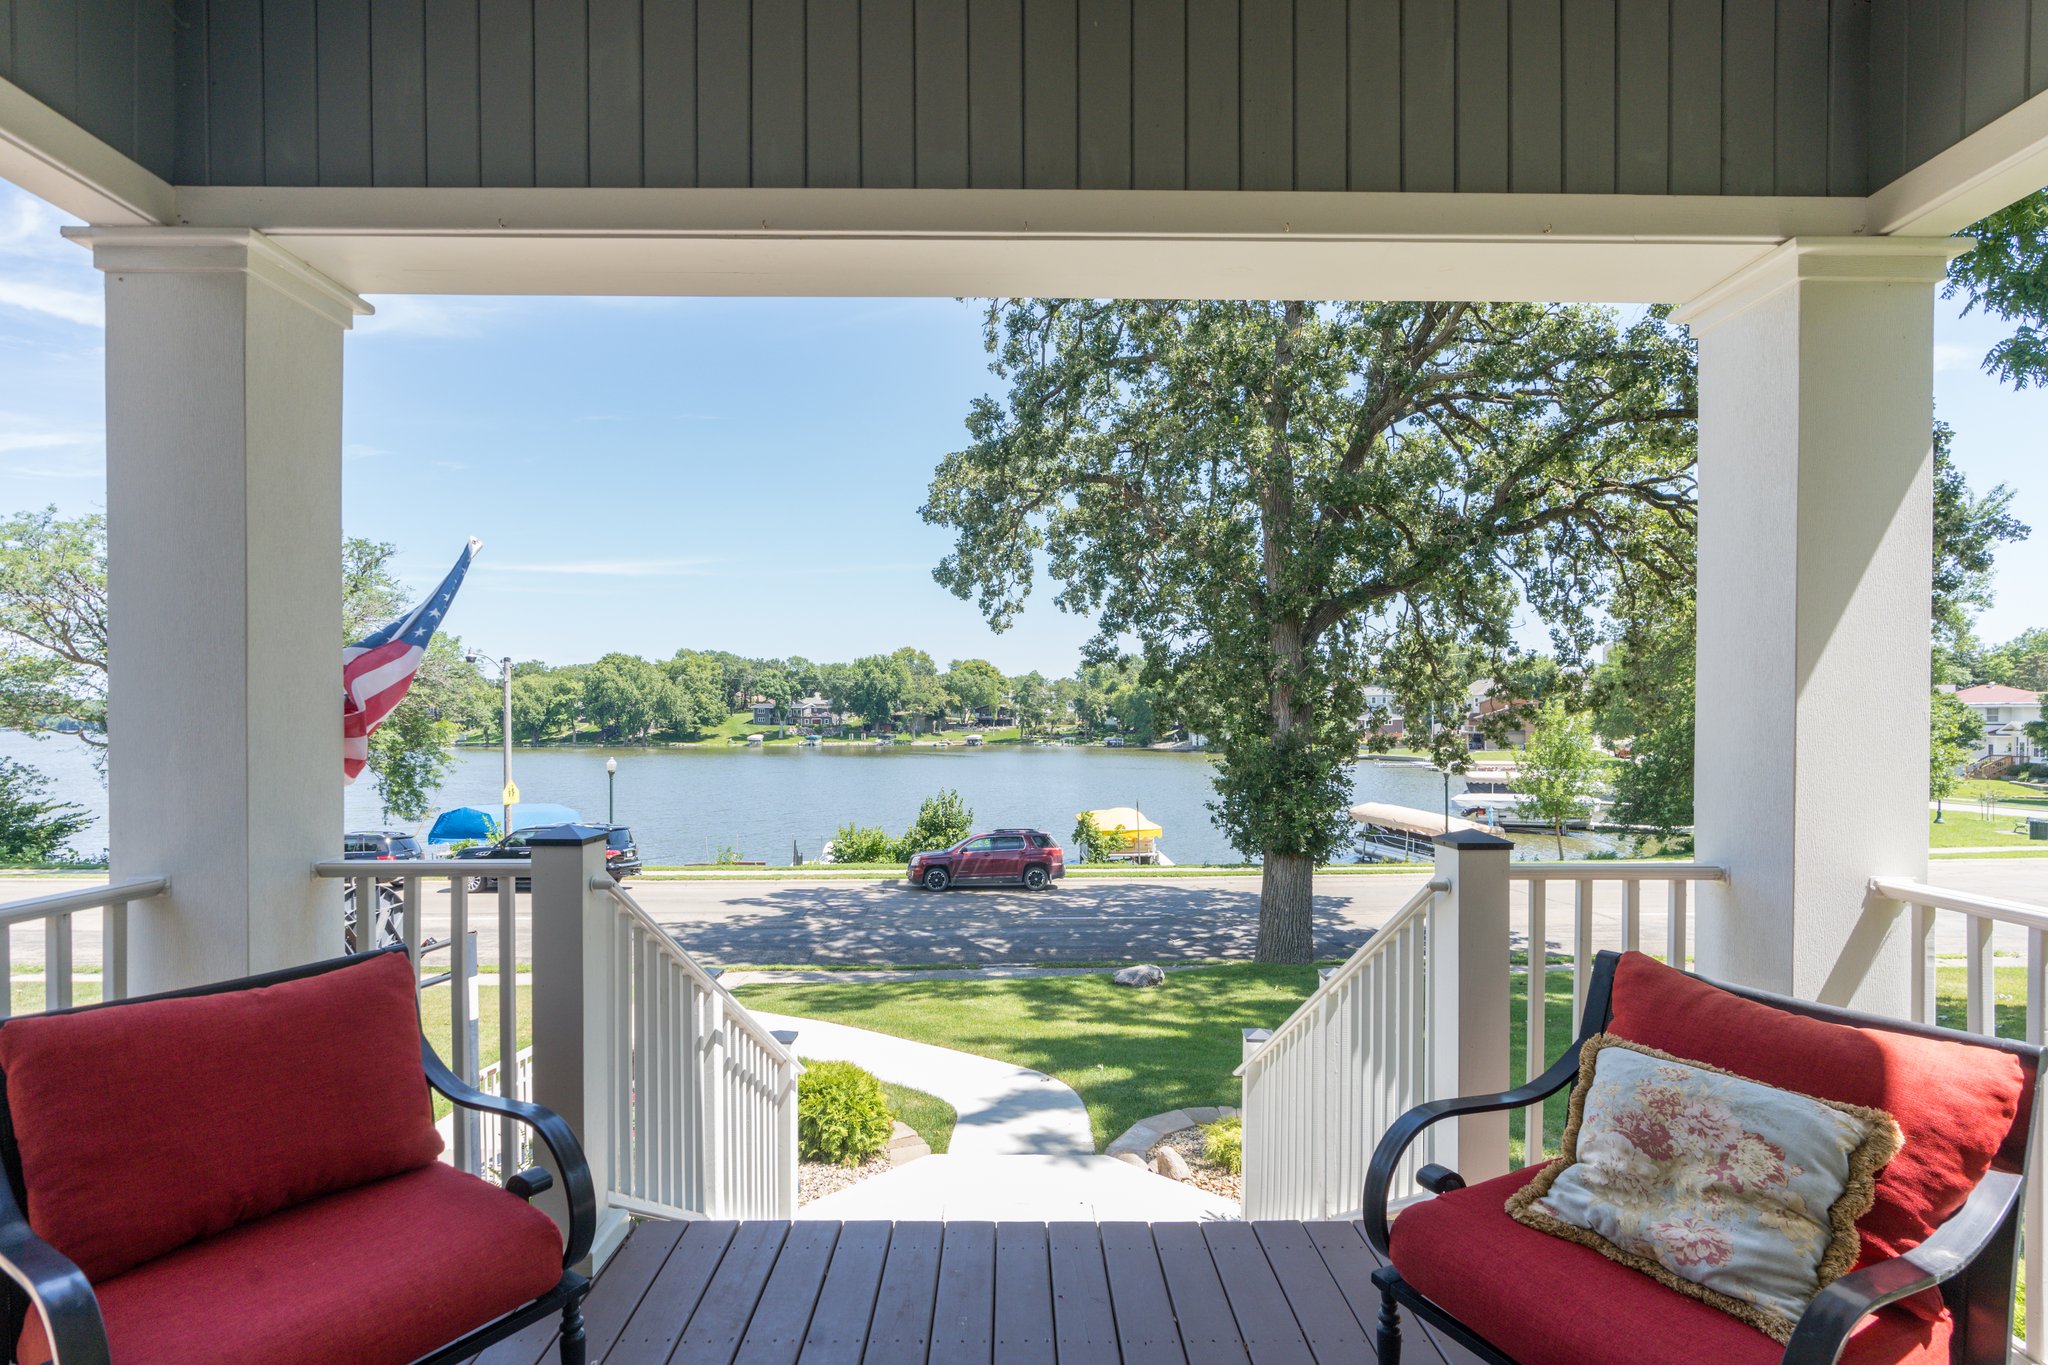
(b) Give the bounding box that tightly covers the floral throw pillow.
[1506,1034,1903,1342]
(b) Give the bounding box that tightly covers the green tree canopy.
[1513,697,1606,858]
[942,658,1006,722]
[1947,191,2048,388]
[925,299,1696,960]
[1930,688,1986,817]
[0,758,90,863]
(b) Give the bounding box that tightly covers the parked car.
[907,829,1064,891]
[342,830,424,862]
[453,824,641,891]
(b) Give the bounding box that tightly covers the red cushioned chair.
[0,947,595,1365]
[1364,951,2043,1365]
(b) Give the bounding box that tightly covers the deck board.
[735,1222,843,1365]
[1049,1220,1119,1361]
[541,1216,1481,1365]
[862,1221,946,1361]
[929,1221,998,1364]
[993,1221,1057,1365]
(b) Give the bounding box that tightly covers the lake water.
[1,731,1621,865]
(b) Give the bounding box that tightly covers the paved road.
[7,859,2044,970]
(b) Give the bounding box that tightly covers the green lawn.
[1929,810,2039,847]
[735,964,1321,1149]
[417,977,533,1119]
[1956,778,2048,808]
[878,1080,957,1154]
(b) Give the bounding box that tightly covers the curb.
[1105,1105,1238,1159]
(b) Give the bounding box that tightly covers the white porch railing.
[1237,841,1725,1221]
[0,877,170,1011]
[1236,877,1442,1223]
[1872,875,2048,1365]
[315,833,799,1263]
[592,878,801,1221]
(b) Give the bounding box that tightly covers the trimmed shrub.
[828,823,895,864]
[1201,1115,1243,1175]
[889,789,974,862]
[797,1060,894,1167]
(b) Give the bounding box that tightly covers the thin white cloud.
[354,296,507,339]
[491,557,724,577]
[0,424,101,454]
[0,279,101,327]
[1935,341,1982,372]
[0,190,102,328]
[343,442,391,460]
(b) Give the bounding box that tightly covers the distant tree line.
[482,648,1183,746]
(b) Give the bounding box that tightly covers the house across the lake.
[1952,683,2045,764]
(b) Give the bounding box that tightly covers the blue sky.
[0,176,2042,675]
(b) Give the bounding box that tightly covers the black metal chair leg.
[1372,1268,1403,1365]
[558,1288,588,1365]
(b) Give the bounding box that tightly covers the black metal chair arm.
[0,1214,111,1365]
[1779,1169,2024,1365]
[1362,1043,1589,1258]
[421,1041,597,1270]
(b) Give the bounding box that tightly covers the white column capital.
[1675,236,1972,335]
[61,226,372,329]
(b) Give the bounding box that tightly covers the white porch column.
[1677,237,1966,1014]
[71,228,368,992]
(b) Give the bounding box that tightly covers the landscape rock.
[1153,1146,1192,1181]
[1113,1152,1149,1169]
[1113,964,1165,988]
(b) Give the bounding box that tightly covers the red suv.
[908,829,1064,892]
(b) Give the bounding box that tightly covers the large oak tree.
[924,300,1697,961]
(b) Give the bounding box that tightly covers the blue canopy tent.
[426,802,583,843]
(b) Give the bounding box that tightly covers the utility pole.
[500,656,513,834]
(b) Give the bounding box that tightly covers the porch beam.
[0,75,173,227]
[1677,236,1967,1014]
[73,228,369,991]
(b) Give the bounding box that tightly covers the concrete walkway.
[793,1153,1241,1221]
[752,1010,1094,1157]
[755,1009,1238,1220]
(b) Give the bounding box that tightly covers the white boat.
[1348,802,1486,862]
[798,735,820,748]
[1452,790,1599,832]
[964,734,984,747]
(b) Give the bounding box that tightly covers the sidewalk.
[753,1009,1238,1220]
[750,1010,1092,1157]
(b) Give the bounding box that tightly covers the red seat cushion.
[1391,1167,1952,1365]
[0,950,443,1281]
[16,1163,564,1365]
[1605,951,2029,1317]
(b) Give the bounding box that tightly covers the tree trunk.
[1257,852,1315,962]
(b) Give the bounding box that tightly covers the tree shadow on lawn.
[658,879,1374,968]
[734,963,1323,1149]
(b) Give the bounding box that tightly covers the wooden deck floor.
[466,1218,1484,1365]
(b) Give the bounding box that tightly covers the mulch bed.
[798,1154,891,1205]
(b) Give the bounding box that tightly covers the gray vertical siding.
[7,0,2048,198]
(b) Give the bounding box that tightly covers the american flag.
[343,537,481,783]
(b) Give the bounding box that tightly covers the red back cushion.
[0,950,443,1281]
[1606,952,2030,1315]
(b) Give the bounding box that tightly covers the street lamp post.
[467,649,515,835]
[606,757,617,824]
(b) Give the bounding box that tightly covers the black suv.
[342,830,424,862]
[453,824,641,890]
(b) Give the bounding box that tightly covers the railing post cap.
[525,823,610,847]
[1433,829,1515,851]
[1243,1027,1275,1043]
